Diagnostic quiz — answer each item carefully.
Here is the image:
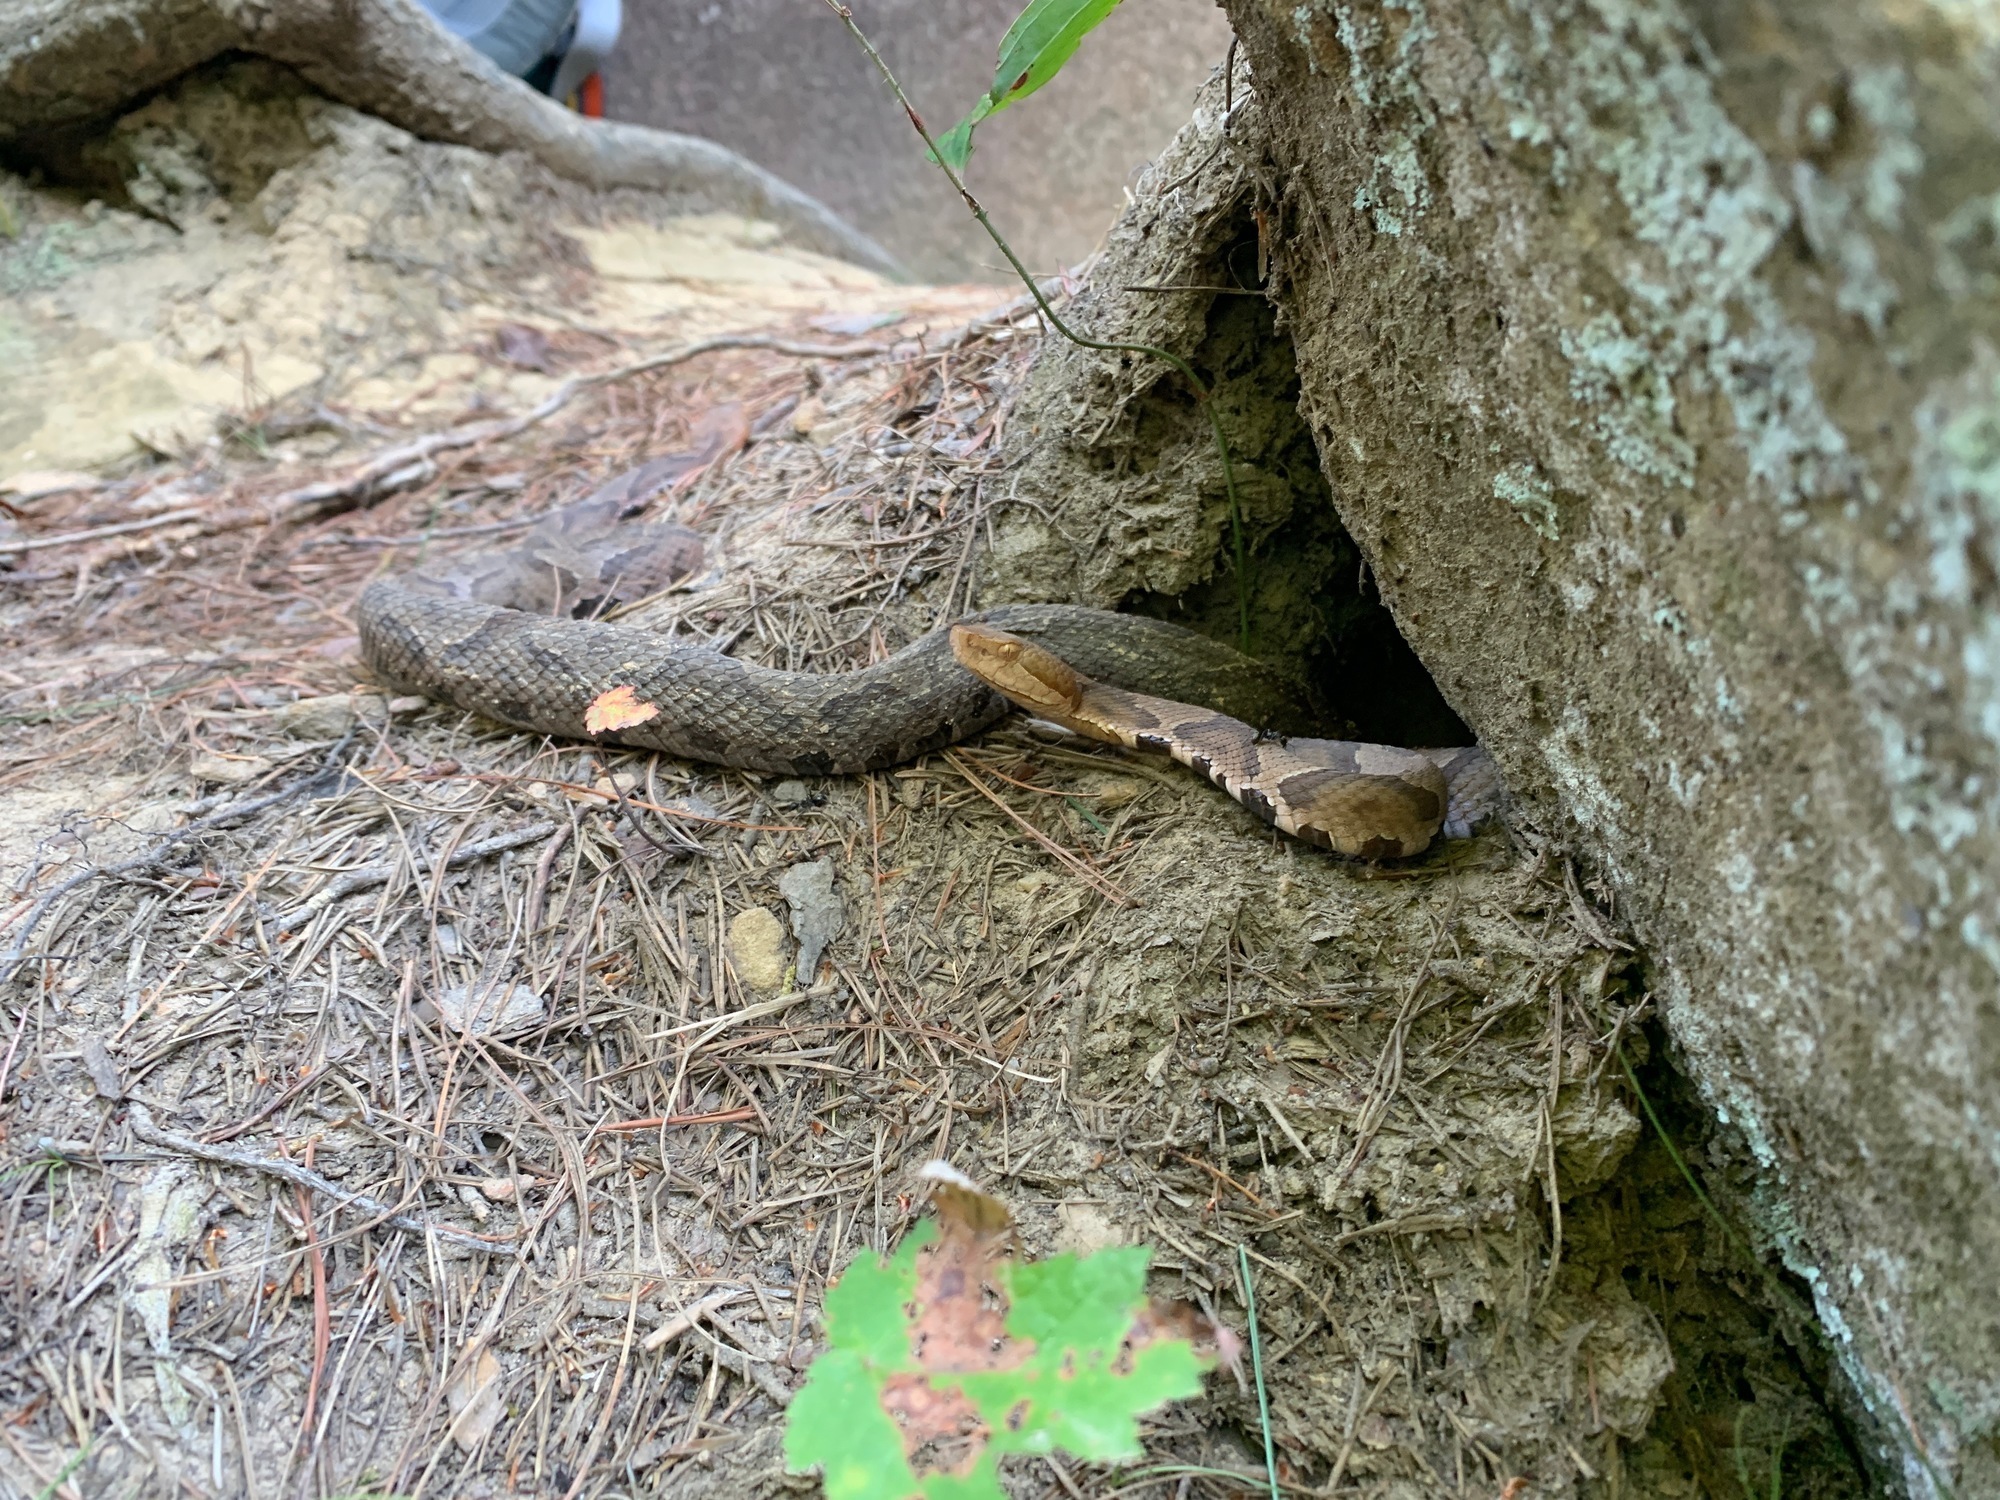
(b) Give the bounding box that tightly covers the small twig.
[296,1138,332,1443]
[1173,1149,1267,1210]
[200,1065,331,1144]
[0,735,356,982]
[0,1005,28,1107]
[643,989,821,1044]
[312,512,541,550]
[942,749,1133,906]
[6,509,205,554]
[126,1104,520,1255]
[594,1106,757,1135]
[640,1288,749,1354]
[1325,1366,1399,1492]
[270,821,561,933]
[266,334,892,519]
[560,1283,642,1500]
[451,771,798,832]
[29,1436,89,1500]
[688,1325,794,1408]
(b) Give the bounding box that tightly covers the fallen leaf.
[82,1036,124,1100]
[434,982,546,1037]
[584,684,660,735]
[445,1346,505,1450]
[778,858,845,985]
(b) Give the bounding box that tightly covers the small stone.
[434,982,545,1036]
[477,1177,518,1201]
[770,779,810,807]
[387,695,429,715]
[269,693,359,739]
[1094,777,1146,809]
[1056,1202,1127,1255]
[727,906,790,994]
[789,395,826,438]
[189,752,272,784]
[778,859,845,984]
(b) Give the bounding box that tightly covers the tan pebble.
[727,906,790,993]
[270,693,359,740]
[1056,1203,1127,1256]
[190,752,272,784]
[1095,778,1146,809]
[789,395,825,437]
[478,1178,517,1201]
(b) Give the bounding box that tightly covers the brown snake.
[355,505,1501,858]
[949,625,1495,858]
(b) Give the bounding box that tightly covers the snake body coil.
[355,515,1501,854]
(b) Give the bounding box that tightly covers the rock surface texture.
[998,4,2000,1492]
[0,0,894,273]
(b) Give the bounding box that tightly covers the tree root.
[0,0,897,274]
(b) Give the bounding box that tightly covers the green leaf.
[932,99,992,173]
[785,1180,1214,1499]
[787,1228,932,1498]
[784,1349,922,1500]
[933,0,1124,169]
[1007,1247,1152,1356]
[822,1222,932,1369]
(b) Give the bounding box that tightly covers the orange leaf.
[584,685,660,735]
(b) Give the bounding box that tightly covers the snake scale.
[355,507,1501,857]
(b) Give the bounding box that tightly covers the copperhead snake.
[354,501,1501,858]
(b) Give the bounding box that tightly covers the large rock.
[995,3,2000,1491]
[0,0,893,273]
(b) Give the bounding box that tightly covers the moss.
[1495,461,1561,540]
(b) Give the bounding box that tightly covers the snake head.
[949,624,1084,715]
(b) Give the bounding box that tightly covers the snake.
[355,507,1501,858]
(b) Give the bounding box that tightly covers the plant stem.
[819,0,1252,651]
[1238,1245,1281,1500]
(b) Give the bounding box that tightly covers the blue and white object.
[417,0,621,101]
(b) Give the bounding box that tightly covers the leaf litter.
[0,273,1673,1500]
